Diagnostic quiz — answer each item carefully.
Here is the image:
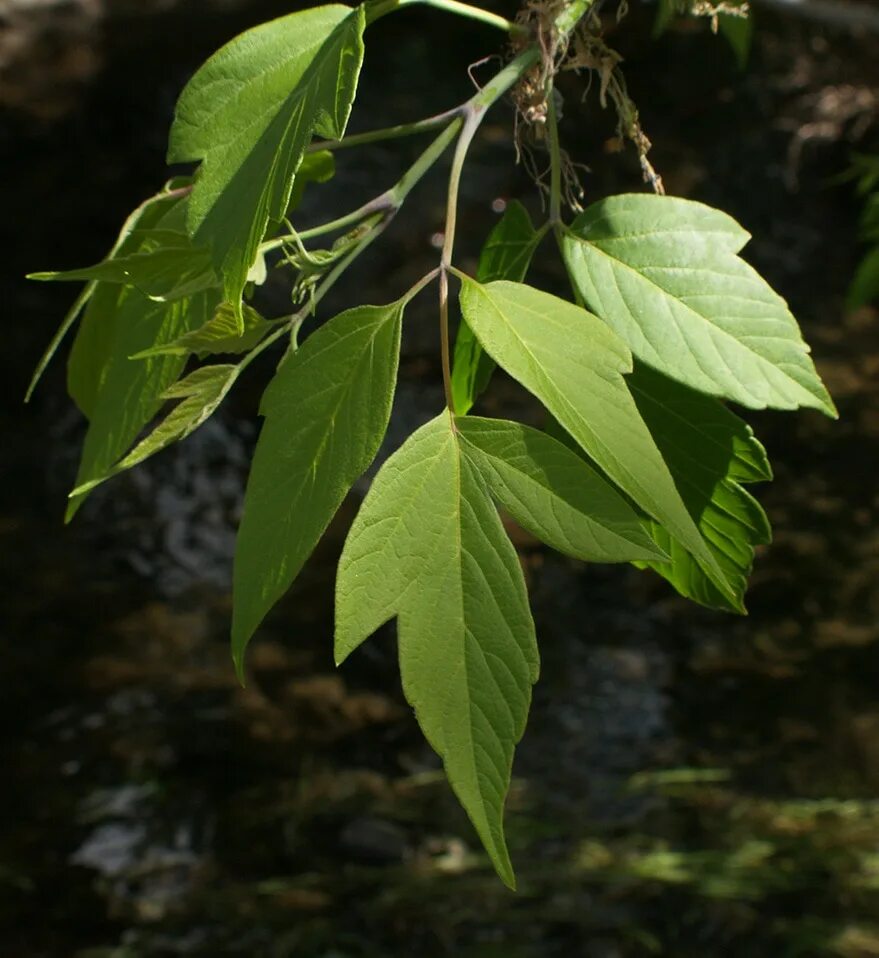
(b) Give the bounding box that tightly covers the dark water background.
[1,1,878,955]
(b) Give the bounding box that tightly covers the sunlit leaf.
[457,277,733,598]
[232,298,403,672]
[627,364,772,612]
[168,5,365,318]
[71,365,239,497]
[562,194,836,416]
[132,302,271,359]
[452,200,541,414]
[457,416,666,563]
[336,413,538,889]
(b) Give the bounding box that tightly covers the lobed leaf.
[561,194,836,416]
[335,413,538,888]
[457,277,734,598]
[451,201,542,414]
[627,364,772,611]
[232,299,403,673]
[457,417,666,563]
[168,5,365,319]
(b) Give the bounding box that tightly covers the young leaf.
[452,201,542,414]
[168,5,366,318]
[456,417,666,563]
[71,365,239,497]
[132,303,271,359]
[67,287,221,520]
[335,413,538,889]
[561,194,836,416]
[287,149,336,213]
[232,299,403,673]
[627,364,772,612]
[28,229,216,303]
[457,277,734,598]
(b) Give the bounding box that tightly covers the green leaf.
[718,13,753,69]
[456,417,666,563]
[452,201,542,415]
[28,229,216,302]
[561,194,836,416]
[168,5,365,317]
[335,413,538,889]
[232,298,403,672]
[457,277,734,598]
[627,364,772,612]
[71,365,239,497]
[287,149,336,213]
[67,287,221,520]
[28,187,181,407]
[132,302,272,359]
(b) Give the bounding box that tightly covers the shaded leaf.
[168,5,365,317]
[628,363,772,611]
[457,277,733,597]
[848,245,879,310]
[232,299,403,671]
[456,416,666,563]
[452,201,541,414]
[133,302,272,359]
[29,228,216,302]
[335,413,537,889]
[287,149,336,213]
[562,194,835,416]
[718,12,753,69]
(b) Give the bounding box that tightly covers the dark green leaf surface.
[29,229,216,302]
[457,417,666,563]
[458,277,733,598]
[232,299,403,673]
[67,287,220,519]
[168,5,365,316]
[562,194,835,416]
[628,363,772,611]
[452,201,541,414]
[335,413,538,889]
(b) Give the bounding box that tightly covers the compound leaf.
[628,363,772,612]
[456,417,665,563]
[457,277,734,598]
[232,299,403,673]
[168,5,365,318]
[335,413,538,889]
[133,302,271,359]
[561,194,836,416]
[451,200,541,415]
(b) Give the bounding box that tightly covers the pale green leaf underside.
[457,417,666,563]
[452,200,541,415]
[168,4,365,313]
[457,277,734,598]
[335,413,538,889]
[133,302,271,359]
[628,364,772,612]
[562,194,835,416]
[232,299,403,674]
